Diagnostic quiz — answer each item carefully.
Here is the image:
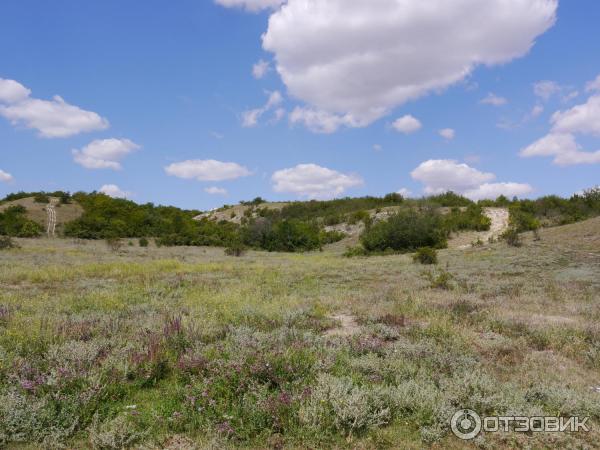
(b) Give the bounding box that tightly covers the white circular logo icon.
[451,409,482,440]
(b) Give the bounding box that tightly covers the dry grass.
[0,218,599,448]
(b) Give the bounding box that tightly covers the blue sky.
[1,0,599,210]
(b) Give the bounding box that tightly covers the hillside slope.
[0,197,83,234]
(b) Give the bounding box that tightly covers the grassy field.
[1,218,599,449]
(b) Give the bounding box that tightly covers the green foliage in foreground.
[0,205,43,238]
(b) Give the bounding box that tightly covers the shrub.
[0,206,42,237]
[105,237,122,252]
[89,414,148,449]
[360,209,447,253]
[424,269,453,290]
[443,204,491,232]
[59,192,71,204]
[139,237,149,247]
[501,228,522,247]
[299,374,393,436]
[348,210,371,225]
[343,246,368,257]
[33,193,50,204]
[262,219,321,252]
[0,236,18,249]
[319,230,346,245]
[509,206,540,232]
[413,247,438,265]
[17,221,42,238]
[225,241,247,257]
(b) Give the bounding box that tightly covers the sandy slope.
[454,207,509,249]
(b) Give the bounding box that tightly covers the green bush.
[139,237,149,247]
[343,245,369,257]
[348,210,371,225]
[443,204,491,232]
[424,269,453,290]
[0,236,18,249]
[0,206,42,237]
[501,228,522,247]
[33,193,50,204]
[319,230,346,245]
[262,219,322,252]
[360,209,447,253]
[17,221,42,238]
[509,205,540,232]
[413,247,438,265]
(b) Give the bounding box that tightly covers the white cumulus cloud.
[551,94,600,136]
[396,188,413,198]
[520,133,600,166]
[205,186,228,195]
[288,107,364,134]
[392,115,422,134]
[0,78,109,138]
[271,163,363,199]
[165,159,251,182]
[73,139,140,170]
[411,159,532,200]
[0,169,14,183]
[439,128,456,140]
[521,79,600,166]
[215,0,285,12]
[0,78,31,104]
[99,184,131,199]
[260,0,556,131]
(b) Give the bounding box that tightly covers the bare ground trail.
[46,200,57,237]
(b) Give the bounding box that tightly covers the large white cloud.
[551,94,600,136]
[165,159,252,182]
[260,0,557,131]
[521,79,600,166]
[520,133,600,166]
[411,159,533,200]
[215,0,285,12]
[0,78,109,138]
[0,169,14,183]
[73,139,140,170]
[99,184,131,199]
[272,163,363,199]
[0,79,30,104]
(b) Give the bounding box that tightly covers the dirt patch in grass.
[325,313,360,337]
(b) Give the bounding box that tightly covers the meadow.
[1,217,599,449]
